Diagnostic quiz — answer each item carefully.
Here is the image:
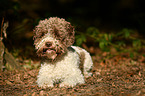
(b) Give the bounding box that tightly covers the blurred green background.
[0,0,145,59]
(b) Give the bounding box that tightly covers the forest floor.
[0,49,145,96]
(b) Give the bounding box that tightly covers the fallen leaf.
[39,90,45,96]
[5,80,13,85]
[31,92,37,96]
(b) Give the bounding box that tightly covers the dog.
[33,17,93,88]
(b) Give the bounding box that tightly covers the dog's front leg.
[36,64,54,88]
[59,69,85,87]
[37,75,54,88]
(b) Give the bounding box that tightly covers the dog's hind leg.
[71,46,93,78]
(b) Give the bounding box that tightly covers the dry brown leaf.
[5,80,13,85]
[31,92,37,96]
[39,90,45,96]
[23,94,28,96]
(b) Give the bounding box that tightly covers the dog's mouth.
[36,41,67,60]
[42,48,57,60]
[36,47,58,60]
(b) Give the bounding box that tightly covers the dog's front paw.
[39,84,54,89]
[59,82,74,88]
[37,78,54,89]
[84,72,93,78]
[39,83,54,89]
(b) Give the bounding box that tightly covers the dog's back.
[71,46,93,78]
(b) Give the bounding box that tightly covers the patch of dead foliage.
[0,52,145,96]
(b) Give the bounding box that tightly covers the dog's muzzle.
[37,42,58,60]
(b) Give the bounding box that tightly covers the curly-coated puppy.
[33,17,93,88]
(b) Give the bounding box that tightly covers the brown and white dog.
[33,17,93,88]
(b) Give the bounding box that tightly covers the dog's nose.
[45,42,52,47]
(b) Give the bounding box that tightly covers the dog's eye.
[62,38,65,42]
[41,33,45,37]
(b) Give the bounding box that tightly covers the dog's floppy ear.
[63,23,75,47]
[49,17,75,47]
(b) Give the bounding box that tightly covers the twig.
[1,17,4,37]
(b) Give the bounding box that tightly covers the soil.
[0,52,145,96]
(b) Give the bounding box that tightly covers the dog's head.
[33,17,75,60]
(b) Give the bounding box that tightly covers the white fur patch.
[37,47,85,88]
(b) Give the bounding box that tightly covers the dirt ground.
[0,52,145,96]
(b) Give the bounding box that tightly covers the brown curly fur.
[33,17,75,59]
[33,17,75,47]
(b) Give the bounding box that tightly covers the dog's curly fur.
[33,17,93,88]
